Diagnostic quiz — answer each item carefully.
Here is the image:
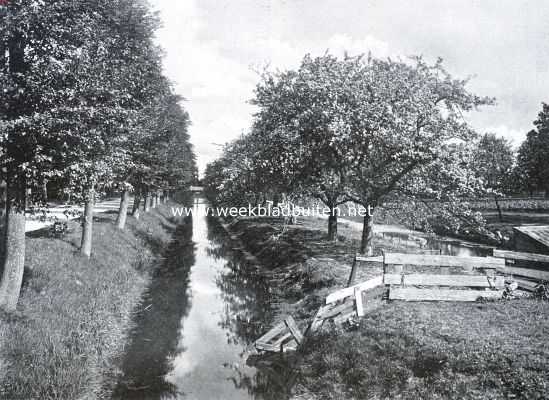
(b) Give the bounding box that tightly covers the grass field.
[0,203,182,400]
[230,216,549,400]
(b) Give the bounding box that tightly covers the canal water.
[113,199,294,400]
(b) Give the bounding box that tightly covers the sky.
[150,0,549,175]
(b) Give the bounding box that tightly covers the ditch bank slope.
[227,217,549,400]
[0,202,186,400]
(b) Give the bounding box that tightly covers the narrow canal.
[113,198,293,400]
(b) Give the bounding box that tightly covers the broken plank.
[322,301,355,319]
[255,321,287,345]
[282,339,298,352]
[389,288,504,301]
[383,274,504,288]
[384,253,505,269]
[255,341,281,352]
[505,266,549,281]
[284,316,303,345]
[493,249,549,264]
[326,276,384,304]
[271,331,293,349]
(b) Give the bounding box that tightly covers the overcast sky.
[150,0,549,175]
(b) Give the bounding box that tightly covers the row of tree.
[0,0,196,311]
[204,54,500,254]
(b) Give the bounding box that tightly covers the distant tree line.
[0,0,196,311]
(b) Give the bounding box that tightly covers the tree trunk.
[359,211,374,255]
[494,195,503,222]
[116,190,130,230]
[327,214,338,241]
[80,188,94,257]
[132,193,141,220]
[0,183,26,312]
[144,192,151,212]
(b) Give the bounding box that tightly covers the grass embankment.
[0,202,183,400]
[229,217,549,400]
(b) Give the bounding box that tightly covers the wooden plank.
[383,274,504,288]
[254,321,286,345]
[513,278,539,292]
[505,266,549,281]
[389,288,504,301]
[354,287,365,317]
[282,339,298,352]
[383,253,505,269]
[326,276,384,304]
[284,316,303,345]
[255,341,281,352]
[355,255,384,263]
[493,249,549,264]
[271,332,293,349]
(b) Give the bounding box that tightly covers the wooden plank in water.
[384,253,505,269]
[383,274,505,288]
[493,249,549,264]
[389,288,504,301]
[505,266,549,281]
[284,316,303,345]
[255,321,286,345]
[326,276,384,304]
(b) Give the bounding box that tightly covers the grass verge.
[0,202,182,400]
[229,216,549,400]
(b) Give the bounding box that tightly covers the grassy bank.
[0,202,182,400]
[229,217,549,400]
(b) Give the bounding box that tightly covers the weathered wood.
[354,287,365,317]
[383,274,504,288]
[326,276,384,304]
[384,253,505,269]
[282,339,298,352]
[255,341,281,352]
[504,266,549,281]
[389,288,504,301]
[255,321,286,345]
[271,331,293,349]
[355,255,384,263]
[493,249,549,264]
[513,278,539,292]
[284,316,303,345]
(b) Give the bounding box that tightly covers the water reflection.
[113,218,195,400]
[378,231,493,257]
[113,200,295,400]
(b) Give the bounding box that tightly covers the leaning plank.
[271,331,293,348]
[493,249,549,264]
[505,266,549,281]
[384,253,505,269]
[254,321,286,345]
[355,255,384,263]
[383,274,504,288]
[326,276,384,304]
[321,301,355,319]
[284,316,304,345]
[389,288,504,301]
[255,341,281,352]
